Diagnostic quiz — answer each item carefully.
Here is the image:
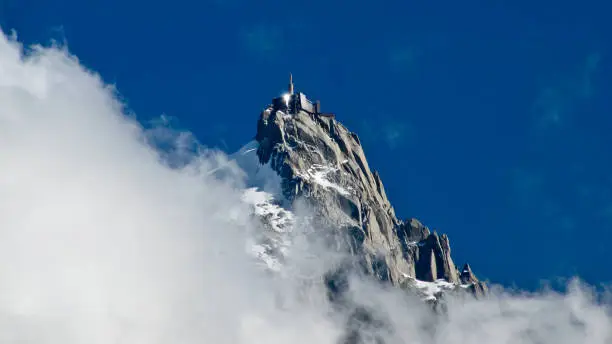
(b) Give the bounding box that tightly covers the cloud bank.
[0,28,610,344]
[0,29,330,344]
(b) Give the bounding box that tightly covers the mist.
[0,28,610,343]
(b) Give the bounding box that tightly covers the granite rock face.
[253,95,486,299]
[460,263,489,298]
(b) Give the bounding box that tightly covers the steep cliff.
[237,88,487,304]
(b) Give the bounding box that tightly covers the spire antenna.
[288,73,294,94]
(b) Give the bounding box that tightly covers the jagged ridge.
[238,86,487,303]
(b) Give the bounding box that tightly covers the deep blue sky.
[1,0,610,290]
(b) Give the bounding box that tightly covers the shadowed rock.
[460,263,489,298]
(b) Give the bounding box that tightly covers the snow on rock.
[413,279,455,301]
[400,273,475,302]
[229,141,297,272]
[241,188,294,272]
[241,188,294,234]
[297,164,351,196]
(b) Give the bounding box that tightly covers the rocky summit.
[234,82,487,308]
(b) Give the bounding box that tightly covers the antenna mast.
[288,73,294,95]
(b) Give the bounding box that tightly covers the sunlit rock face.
[241,88,486,304]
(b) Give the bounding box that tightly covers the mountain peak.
[246,84,486,304]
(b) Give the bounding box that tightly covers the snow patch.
[298,164,351,196]
[231,141,297,272]
[400,274,459,302]
[241,188,294,233]
[241,188,295,272]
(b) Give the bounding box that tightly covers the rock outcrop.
[460,263,488,298]
[251,88,487,300]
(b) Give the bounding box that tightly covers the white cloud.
[0,28,610,344]
[0,29,338,344]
